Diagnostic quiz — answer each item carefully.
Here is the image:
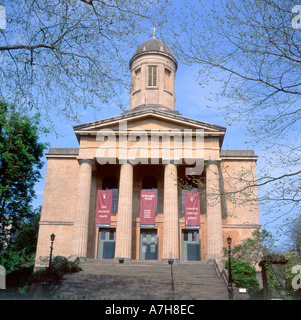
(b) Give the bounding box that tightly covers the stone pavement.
[52,259,229,300]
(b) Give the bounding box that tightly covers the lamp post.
[47,233,55,286]
[227,236,233,300]
[168,259,174,300]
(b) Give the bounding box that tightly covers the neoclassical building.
[35,36,261,266]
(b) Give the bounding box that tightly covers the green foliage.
[264,263,286,299]
[27,256,82,285]
[0,209,41,274]
[0,249,36,274]
[225,259,260,295]
[222,229,276,267]
[284,251,301,297]
[27,268,49,284]
[52,256,82,276]
[0,101,47,251]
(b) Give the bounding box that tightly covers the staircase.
[53,259,228,300]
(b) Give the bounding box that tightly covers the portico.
[35,36,261,267]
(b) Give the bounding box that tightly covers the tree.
[222,229,276,267]
[0,0,170,130]
[0,101,47,252]
[286,216,301,257]
[167,0,301,230]
[0,208,41,274]
[284,251,301,298]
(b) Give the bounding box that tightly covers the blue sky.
[26,0,296,250]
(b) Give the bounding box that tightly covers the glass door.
[140,229,158,260]
[182,230,200,261]
[97,228,116,259]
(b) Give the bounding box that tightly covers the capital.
[206,160,221,168]
[77,157,94,166]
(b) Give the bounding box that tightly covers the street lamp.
[50,232,55,242]
[227,236,233,300]
[47,233,55,285]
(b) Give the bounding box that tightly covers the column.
[70,158,93,262]
[206,160,223,262]
[115,163,133,260]
[163,163,179,260]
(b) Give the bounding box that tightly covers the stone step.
[52,259,228,300]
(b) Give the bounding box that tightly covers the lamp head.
[227,236,232,245]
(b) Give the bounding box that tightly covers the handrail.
[168,259,175,300]
[212,259,228,287]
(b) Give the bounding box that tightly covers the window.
[183,231,189,241]
[148,65,157,87]
[132,67,141,92]
[183,230,199,242]
[111,189,119,214]
[192,231,198,242]
[142,176,157,189]
[109,230,115,241]
[164,68,172,92]
[102,175,118,190]
[102,175,119,214]
[100,231,106,240]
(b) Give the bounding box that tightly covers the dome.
[135,39,174,57]
[129,38,177,69]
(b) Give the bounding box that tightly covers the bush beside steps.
[28,256,81,297]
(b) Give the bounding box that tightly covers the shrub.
[27,256,81,285]
[52,256,69,277]
[52,256,82,274]
[67,261,82,273]
[225,259,260,295]
[27,268,48,284]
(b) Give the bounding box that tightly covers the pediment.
[74,108,226,135]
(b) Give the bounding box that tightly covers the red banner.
[140,190,156,228]
[184,191,200,229]
[95,190,112,227]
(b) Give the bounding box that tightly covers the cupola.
[129,32,178,112]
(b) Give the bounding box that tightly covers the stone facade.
[35,38,261,266]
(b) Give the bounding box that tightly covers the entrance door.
[182,230,200,261]
[97,228,116,259]
[140,229,158,260]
